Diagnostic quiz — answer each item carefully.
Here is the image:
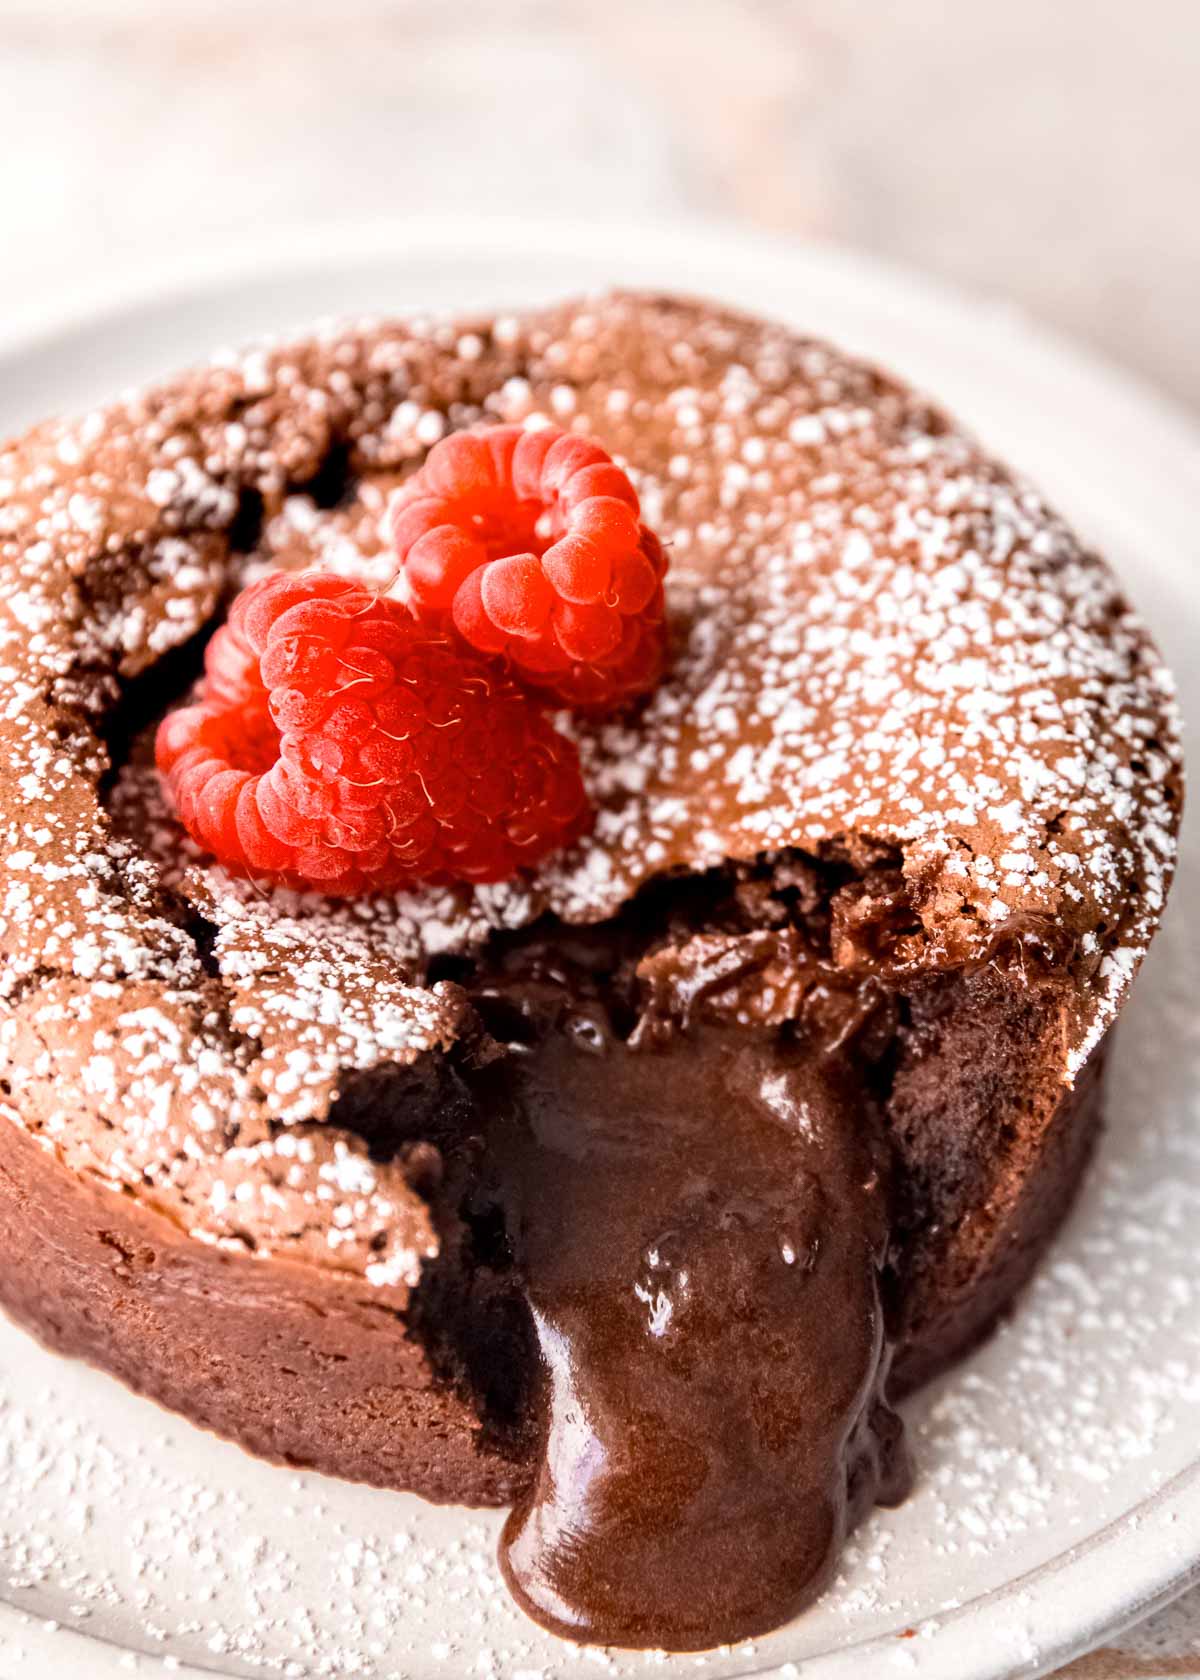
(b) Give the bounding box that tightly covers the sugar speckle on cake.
[0,291,1181,1282]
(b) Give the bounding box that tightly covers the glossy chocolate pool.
[469,930,910,1650]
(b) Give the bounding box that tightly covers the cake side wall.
[891,1036,1106,1395]
[0,1109,528,1508]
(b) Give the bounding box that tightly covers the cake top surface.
[0,291,1182,1275]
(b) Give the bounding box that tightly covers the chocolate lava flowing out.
[102,632,919,1651]
[447,872,913,1651]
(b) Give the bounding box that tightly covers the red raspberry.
[156,571,591,895]
[387,424,668,711]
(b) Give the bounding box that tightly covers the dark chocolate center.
[468,932,910,1651]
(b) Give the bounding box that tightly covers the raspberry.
[157,571,591,895]
[387,424,668,710]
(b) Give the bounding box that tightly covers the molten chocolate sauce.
[473,947,909,1652]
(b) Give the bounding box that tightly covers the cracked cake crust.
[0,292,1182,1501]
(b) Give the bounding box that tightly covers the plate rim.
[0,212,1197,1680]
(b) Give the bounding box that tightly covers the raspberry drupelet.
[387,424,668,711]
[156,571,591,895]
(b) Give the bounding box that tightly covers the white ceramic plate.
[0,218,1197,1680]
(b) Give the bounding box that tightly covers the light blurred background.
[2,0,1199,408]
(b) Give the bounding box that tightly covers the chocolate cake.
[0,293,1181,1650]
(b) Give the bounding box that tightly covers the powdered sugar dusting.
[0,291,1181,1275]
